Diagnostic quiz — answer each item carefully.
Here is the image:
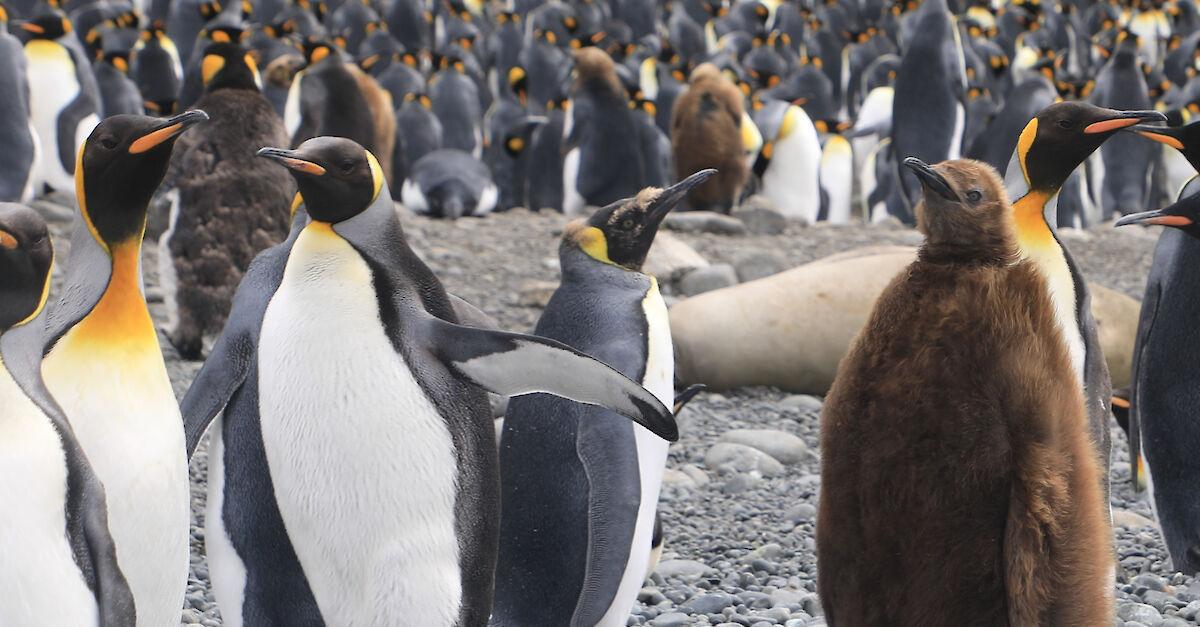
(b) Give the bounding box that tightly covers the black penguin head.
[17,11,72,39]
[904,157,1015,263]
[0,204,53,331]
[567,169,717,271]
[302,37,338,66]
[1128,120,1200,172]
[1115,189,1200,240]
[257,137,385,224]
[1016,102,1166,193]
[200,41,261,91]
[78,111,208,246]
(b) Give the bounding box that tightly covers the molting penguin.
[1114,121,1200,574]
[0,4,39,203]
[1005,102,1166,522]
[21,11,101,194]
[0,203,136,626]
[494,169,715,627]
[160,42,293,360]
[818,157,1114,625]
[41,110,208,627]
[670,63,749,213]
[401,148,498,219]
[246,136,676,625]
[564,47,646,214]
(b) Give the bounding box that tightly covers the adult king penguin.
[225,136,676,625]
[0,203,135,627]
[819,157,1113,626]
[493,169,716,627]
[1114,121,1200,574]
[41,110,208,627]
[1004,102,1165,517]
[0,4,38,203]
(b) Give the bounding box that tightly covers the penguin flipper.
[673,383,705,415]
[180,330,254,457]
[424,317,679,441]
[1129,273,1162,490]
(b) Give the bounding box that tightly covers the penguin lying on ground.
[0,203,136,627]
[185,135,676,626]
[494,168,716,627]
[401,148,498,219]
[818,157,1113,626]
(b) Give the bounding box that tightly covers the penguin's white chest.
[25,40,96,191]
[763,130,820,221]
[0,363,98,626]
[259,226,462,626]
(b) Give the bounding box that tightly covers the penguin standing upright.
[285,39,378,156]
[131,20,183,116]
[528,96,567,211]
[670,63,748,213]
[41,110,208,627]
[396,92,444,185]
[0,4,39,202]
[564,47,645,214]
[818,131,853,223]
[1091,32,1156,219]
[1004,102,1166,522]
[430,52,484,157]
[753,98,821,221]
[20,11,101,194]
[0,203,136,627]
[194,136,676,625]
[494,170,714,627]
[161,42,293,359]
[1113,121,1200,575]
[818,157,1114,625]
[95,47,144,116]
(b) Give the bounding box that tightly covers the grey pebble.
[679,264,739,296]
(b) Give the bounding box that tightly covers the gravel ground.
[31,197,1196,626]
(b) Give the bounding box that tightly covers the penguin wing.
[1129,262,1163,488]
[425,317,679,441]
[43,224,114,352]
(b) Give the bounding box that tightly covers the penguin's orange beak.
[1083,110,1166,134]
[129,109,209,154]
[19,21,44,33]
[257,147,326,175]
[1128,124,1186,150]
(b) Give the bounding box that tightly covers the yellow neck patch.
[290,192,304,217]
[1016,117,1038,186]
[1013,189,1055,251]
[202,54,225,84]
[566,221,611,264]
[779,106,799,140]
[366,150,383,201]
[68,240,156,350]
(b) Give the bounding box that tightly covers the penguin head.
[200,41,261,91]
[1016,103,1166,193]
[257,137,385,224]
[17,11,72,39]
[301,37,338,66]
[1128,120,1200,172]
[904,157,1015,263]
[0,204,52,332]
[1115,188,1200,239]
[566,169,717,270]
[77,111,209,247]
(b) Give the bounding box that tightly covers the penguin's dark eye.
[621,218,636,230]
[1056,119,1073,129]
[100,137,118,150]
[966,190,983,203]
[339,160,355,173]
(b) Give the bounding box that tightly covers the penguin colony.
[4,0,1200,624]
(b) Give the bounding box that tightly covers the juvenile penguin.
[41,110,208,627]
[0,4,39,202]
[1114,122,1200,574]
[564,47,646,214]
[818,157,1114,626]
[0,203,136,626]
[670,64,748,213]
[21,11,101,193]
[160,42,293,360]
[493,169,716,627]
[237,136,676,625]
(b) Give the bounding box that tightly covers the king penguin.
[1112,121,1200,574]
[202,135,676,625]
[284,39,377,157]
[40,110,208,627]
[131,20,183,117]
[493,169,715,627]
[753,98,821,221]
[20,11,101,194]
[0,203,136,627]
[160,41,293,359]
[0,4,39,203]
[1004,102,1166,524]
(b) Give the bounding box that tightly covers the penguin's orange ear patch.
[202,54,226,84]
[0,229,17,250]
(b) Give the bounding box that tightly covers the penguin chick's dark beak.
[129,109,209,154]
[1127,124,1185,150]
[257,146,327,176]
[1084,109,1167,135]
[903,157,957,201]
[1115,209,1194,228]
[650,169,718,218]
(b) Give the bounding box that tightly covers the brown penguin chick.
[669,63,749,213]
[816,158,1113,626]
[161,42,295,359]
[571,46,626,101]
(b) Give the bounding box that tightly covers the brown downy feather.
[670,63,748,213]
[817,159,1113,626]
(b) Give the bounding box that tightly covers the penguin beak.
[128,109,209,154]
[1127,124,1185,150]
[1083,109,1166,134]
[257,147,327,176]
[17,21,44,34]
[648,169,718,220]
[1114,208,1194,227]
[903,157,957,201]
